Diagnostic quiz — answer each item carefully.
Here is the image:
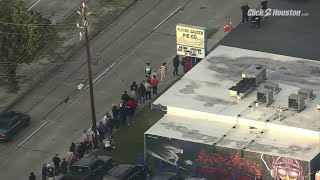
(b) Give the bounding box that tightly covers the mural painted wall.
[310,153,320,180]
[145,135,310,180]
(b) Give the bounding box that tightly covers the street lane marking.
[17,121,49,147]
[28,0,41,11]
[154,6,182,30]
[92,62,116,84]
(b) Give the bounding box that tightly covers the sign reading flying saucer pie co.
[176,24,207,58]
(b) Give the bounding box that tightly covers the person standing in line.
[52,154,61,176]
[102,113,109,124]
[69,143,76,153]
[185,57,192,73]
[60,158,68,175]
[41,164,47,180]
[47,164,55,178]
[112,104,120,128]
[118,102,125,125]
[137,82,146,104]
[180,56,187,74]
[151,75,159,95]
[97,121,106,143]
[160,62,167,81]
[173,55,180,76]
[130,82,138,91]
[145,63,152,77]
[144,80,152,100]
[107,116,114,134]
[130,89,137,102]
[125,98,135,125]
[241,3,250,23]
[29,172,36,180]
[151,69,158,78]
[121,91,130,103]
[77,142,85,159]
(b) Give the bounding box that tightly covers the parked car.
[0,111,30,141]
[185,177,206,180]
[103,164,151,180]
[61,155,113,180]
[152,174,184,180]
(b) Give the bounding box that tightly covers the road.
[0,0,258,179]
[24,0,84,23]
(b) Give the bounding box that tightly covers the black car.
[61,155,113,180]
[0,111,30,141]
[103,164,150,180]
[152,174,184,180]
[185,177,206,180]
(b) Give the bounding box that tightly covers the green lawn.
[93,105,164,164]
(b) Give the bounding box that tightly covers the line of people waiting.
[34,55,201,180]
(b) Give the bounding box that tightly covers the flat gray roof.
[148,45,320,161]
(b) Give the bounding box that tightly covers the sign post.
[176,24,207,58]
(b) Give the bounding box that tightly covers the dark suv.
[0,111,30,141]
[61,156,113,180]
[103,164,150,180]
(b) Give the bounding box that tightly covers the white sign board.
[177,45,205,58]
[176,24,207,58]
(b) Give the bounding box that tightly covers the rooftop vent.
[288,94,306,112]
[298,88,314,100]
[257,88,274,106]
[242,65,267,85]
[264,81,280,93]
[229,78,255,98]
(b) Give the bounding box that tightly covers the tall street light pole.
[77,3,98,149]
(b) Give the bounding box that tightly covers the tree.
[0,1,53,92]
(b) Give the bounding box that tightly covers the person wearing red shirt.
[151,75,159,95]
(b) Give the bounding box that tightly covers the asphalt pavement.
[220,0,320,61]
[24,0,84,24]
[0,0,259,179]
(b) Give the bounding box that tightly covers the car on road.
[61,155,113,180]
[185,177,206,180]
[151,174,184,180]
[103,164,151,180]
[0,111,30,141]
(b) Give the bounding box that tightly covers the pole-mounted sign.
[176,24,207,58]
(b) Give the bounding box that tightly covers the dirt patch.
[0,0,136,113]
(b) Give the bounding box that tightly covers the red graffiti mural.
[196,148,261,178]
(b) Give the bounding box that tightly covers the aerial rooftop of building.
[149,45,320,162]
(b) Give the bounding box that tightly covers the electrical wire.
[0,31,60,35]
[0,21,77,27]
[0,29,56,83]
[0,0,187,166]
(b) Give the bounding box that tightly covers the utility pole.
[77,3,98,149]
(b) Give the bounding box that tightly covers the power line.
[0,31,59,35]
[78,2,99,149]
[0,29,57,87]
[0,21,76,27]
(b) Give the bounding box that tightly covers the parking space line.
[28,0,41,11]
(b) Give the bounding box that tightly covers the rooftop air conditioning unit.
[288,94,305,112]
[264,81,280,93]
[257,88,274,106]
[242,65,266,86]
[298,88,314,99]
